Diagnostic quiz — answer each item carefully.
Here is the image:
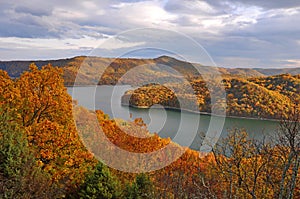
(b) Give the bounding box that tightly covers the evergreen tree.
[78,161,122,199]
[124,173,156,199]
[0,108,59,198]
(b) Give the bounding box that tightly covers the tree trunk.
[288,155,300,199]
[279,151,294,199]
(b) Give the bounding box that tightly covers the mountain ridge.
[1,55,299,80]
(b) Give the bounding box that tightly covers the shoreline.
[66,84,130,88]
[67,85,281,122]
[121,102,281,122]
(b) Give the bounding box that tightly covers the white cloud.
[0,0,299,68]
[108,1,177,27]
[282,59,300,67]
[0,36,144,50]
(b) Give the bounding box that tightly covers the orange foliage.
[0,64,97,189]
[74,107,207,197]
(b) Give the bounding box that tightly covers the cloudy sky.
[1,0,300,68]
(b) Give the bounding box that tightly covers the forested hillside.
[1,56,300,84]
[122,74,299,120]
[0,64,299,198]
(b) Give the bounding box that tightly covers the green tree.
[78,161,121,199]
[0,108,59,199]
[124,173,156,199]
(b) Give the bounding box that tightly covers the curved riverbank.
[121,102,281,122]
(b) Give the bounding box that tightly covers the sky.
[1,0,300,68]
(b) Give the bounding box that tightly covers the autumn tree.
[277,103,300,199]
[0,107,60,198]
[16,63,72,127]
[0,70,20,111]
[208,129,276,199]
[14,64,96,190]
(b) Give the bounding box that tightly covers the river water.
[68,85,279,150]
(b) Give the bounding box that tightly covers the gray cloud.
[0,0,299,68]
[206,0,300,9]
[14,6,52,17]
[0,0,118,38]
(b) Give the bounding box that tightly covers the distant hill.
[0,56,299,84]
[255,67,300,76]
[122,73,300,120]
[1,55,299,120]
[0,57,78,78]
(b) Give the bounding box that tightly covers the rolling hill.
[1,55,299,120]
[122,74,299,120]
[1,56,300,85]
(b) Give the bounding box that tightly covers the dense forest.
[122,73,299,120]
[0,63,299,198]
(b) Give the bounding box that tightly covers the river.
[68,85,279,150]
